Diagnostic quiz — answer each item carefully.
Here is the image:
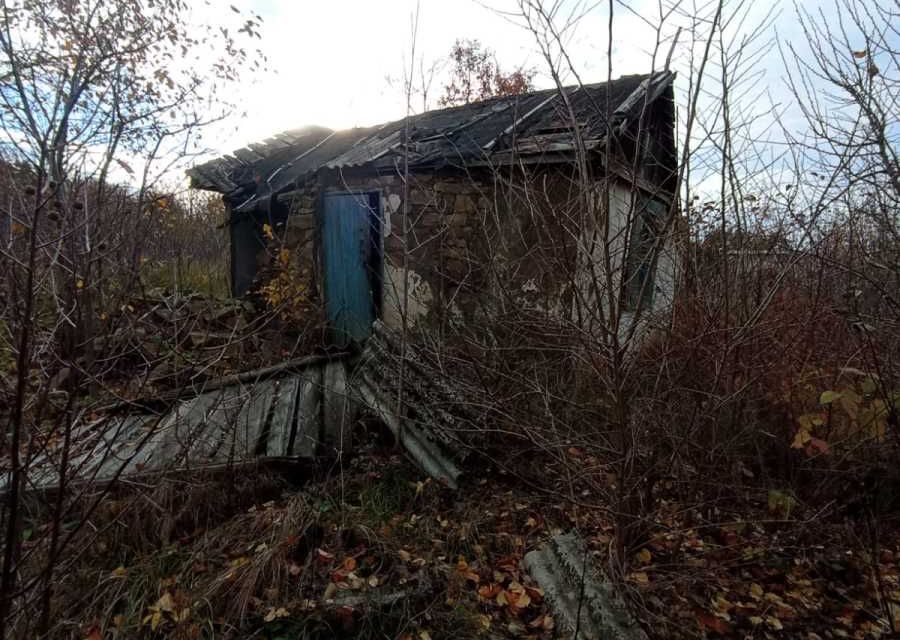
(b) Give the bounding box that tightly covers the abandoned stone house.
[11,72,681,510]
[188,71,679,344]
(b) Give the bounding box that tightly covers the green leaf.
[820,390,842,404]
[861,377,878,395]
[767,489,797,517]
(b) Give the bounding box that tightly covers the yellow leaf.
[76,279,85,289]
[766,615,783,630]
[157,592,175,613]
[149,610,162,631]
[264,607,289,622]
[635,548,652,564]
[714,595,734,613]
[111,565,127,578]
[791,429,811,449]
[750,583,764,599]
[628,571,650,584]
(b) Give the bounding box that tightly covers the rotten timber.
[524,532,648,640]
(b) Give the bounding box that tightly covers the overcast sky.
[193,0,815,155]
[179,0,896,202]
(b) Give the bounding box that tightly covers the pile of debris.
[9,318,649,639]
[91,290,326,395]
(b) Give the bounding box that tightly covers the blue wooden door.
[322,193,377,344]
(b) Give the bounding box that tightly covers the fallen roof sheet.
[9,359,355,494]
[352,320,481,489]
[188,72,675,211]
[524,532,648,640]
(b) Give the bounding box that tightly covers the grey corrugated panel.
[183,386,252,467]
[267,377,301,456]
[324,129,402,169]
[190,74,670,198]
[291,368,323,458]
[146,392,222,472]
[218,380,277,462]
[361,321,478,457]
[231,127,378,213]
[232,148,264,164]
[4,359,362,497]
[321,361,353,457]
[612,71,674,121]
[9,413,159,491]
[523,532,648,640]
[85,414,160,483]
[356,377,462,489]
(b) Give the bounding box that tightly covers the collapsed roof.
[188,72,675,213]
[10,322,477,494]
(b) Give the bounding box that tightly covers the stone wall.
[272,166,676,338]
[279,170,497,332]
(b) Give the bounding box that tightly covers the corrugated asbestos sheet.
[187,73,675,213]
[352,321,480,490]
[524,532,648,640]
[9,324,481,493]
[10,359,354,493]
